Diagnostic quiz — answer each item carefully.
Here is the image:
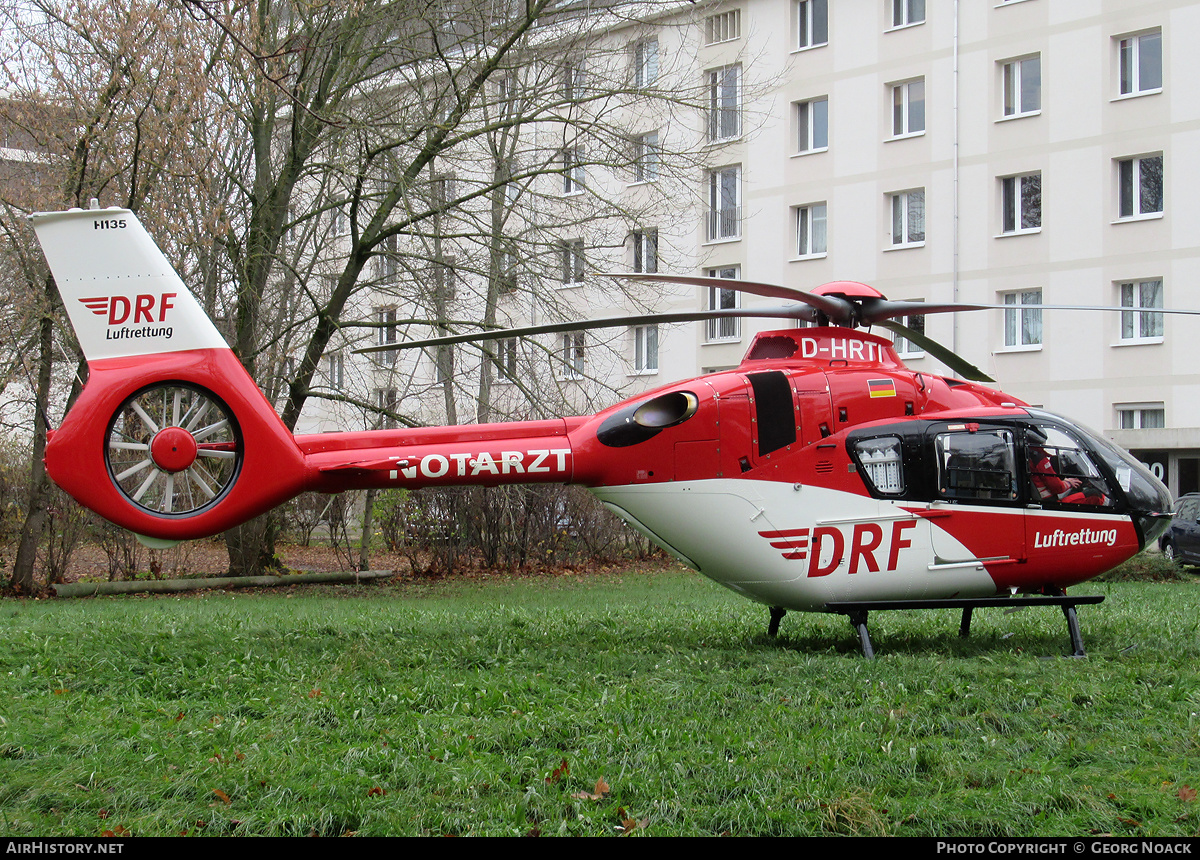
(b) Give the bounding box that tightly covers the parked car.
[1158,493,1200,566]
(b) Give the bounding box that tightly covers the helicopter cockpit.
[847,409,1172,549]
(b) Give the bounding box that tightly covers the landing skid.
[768,596,1105,659]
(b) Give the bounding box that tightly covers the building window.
[795,0,828,50]
[493,337,518,381]
[375,387,398,429]
[494,73,516,118]
[1002,290,1042,348]
[634,324,659,373]
[562,332,585,379]
[1119,279,1164,342]
[794,202,827,257]
[890,0,925,29]
[563,58,585,100]
[1000,172,1041,234]
[1117,404,1165,429]
[1001,55,1040,117]
[431,175,455,210]
[1118,30,1162,96]
[376,307,398,364]
[1117,154,1163,219]
[891,307,925,357]
[375,234,398,281]
[632,229,658,273]
[889,189,925,246]
[705,10,741,45]
[890,78,925,137]
[707,64,742,141]
[562,146,585,194]
[633,131,659,182]
[498,250,518,294]
[332,205,349,236]
[707,166,741,241]
[325,352,345,389]
[705,266,740,341]
[795,96,829,152]
[561,239,585,287]
[634,38,658,88]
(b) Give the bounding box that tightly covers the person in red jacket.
[1029,445,1083,502]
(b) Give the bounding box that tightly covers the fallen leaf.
[1179,785,1196,802]
[615,809,648,834]
[212,788,231,805]
[367,786,386,797]
[571,778,611,800]
[308,689,322,698]
[546,758,569,784]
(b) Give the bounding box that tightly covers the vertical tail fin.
[29,208,228,361]
[31,207,311,540]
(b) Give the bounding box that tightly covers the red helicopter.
[30,207,1176,657]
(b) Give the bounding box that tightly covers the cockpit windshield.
[1026,423,1114,508]
[1025,409,1173,545]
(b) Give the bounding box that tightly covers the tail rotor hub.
[149,426,199,473]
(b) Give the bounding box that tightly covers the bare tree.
[181,0,721,574]
[0,0,215,591]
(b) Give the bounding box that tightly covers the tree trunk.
[224,513,283,577]
[9,279,57,593]
[358,487,377,571]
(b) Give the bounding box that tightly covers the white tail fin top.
[30,208,229,361]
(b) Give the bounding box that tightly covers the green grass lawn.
[1,567,1198,836]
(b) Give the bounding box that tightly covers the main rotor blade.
[604,272,857,324]
[857,298,994,325]
[352,305,818,354]
[968,304,1200,316]
[874,320,995,383]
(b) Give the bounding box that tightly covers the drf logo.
[759,520,919,577]
[80,293,176,325]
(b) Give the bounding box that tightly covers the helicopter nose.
[1116,454,1173,548]
[1134,476,1174,549]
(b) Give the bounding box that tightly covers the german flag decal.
[868,378,897,398]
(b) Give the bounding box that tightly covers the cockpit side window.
[935,430,1018,501]
[853,436,904,495]
[1026,425,1114,507]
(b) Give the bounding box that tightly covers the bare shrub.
[38,489,88,585]
[399,484,657,575]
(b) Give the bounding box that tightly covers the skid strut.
[824,595,1105,659]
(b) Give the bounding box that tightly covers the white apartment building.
[688,0,1196,497]
[304,0,1200,499]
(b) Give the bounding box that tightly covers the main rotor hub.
[811,281,886,300]
[149,427,198,473]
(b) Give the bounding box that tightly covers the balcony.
[706,206,741,242]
